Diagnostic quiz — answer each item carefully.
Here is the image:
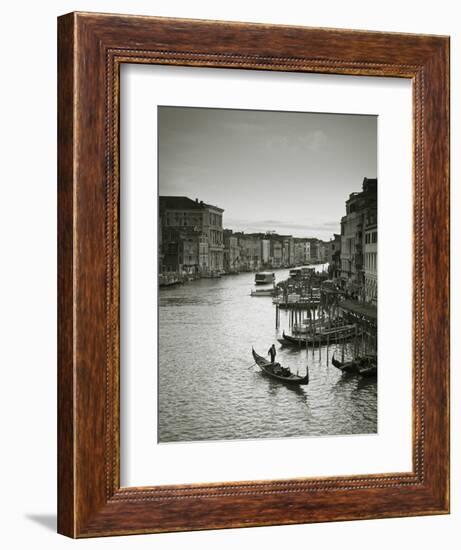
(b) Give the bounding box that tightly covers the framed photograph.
[57,12,450,537]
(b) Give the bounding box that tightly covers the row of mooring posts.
[275,302,345,361]
[275,299,379,366]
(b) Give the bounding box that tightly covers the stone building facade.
[339,177,377,301]
[364,212,378,304]
[159,196,224,276]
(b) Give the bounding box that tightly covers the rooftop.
[159,196,224,212]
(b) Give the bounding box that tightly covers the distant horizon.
[159,107,377,240]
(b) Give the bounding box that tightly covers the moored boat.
[332,354,377,377]
[202,271,222,279]
[331,355,358,373]
[278,325,357,347]
[252,349,309,385]
[159,275,183,287]
[355,357,377,378]
[292,317,346,334]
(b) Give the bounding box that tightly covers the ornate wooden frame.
[57,12,450,537]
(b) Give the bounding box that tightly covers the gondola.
[331,355,358,374]
[278,325,357,347]
[332,354,377,378]
[355,358,377,378]
[251,349,309,385]
[291,317,345,335]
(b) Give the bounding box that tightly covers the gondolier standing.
[268,344,277,364]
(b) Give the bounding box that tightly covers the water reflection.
[158,266,377,443]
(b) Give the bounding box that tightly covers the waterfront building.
[238,233,263,271]
[293,239,304,265]
[182,230,200,274]
[328,233,341,279]
[207,204,225,273]
[198,234,209,272]
[289,238,295,266]
[364,212,377,304]
[293,238,312,265]
[308,238,319,261]
[303,240,311,262]
[160,227,179,273]
[160,196,341,278]
[261,239,271,266]
[223,231,302,272]
[158,222,163,271]
[282,239,290,267]
[161,226,201,275]
[339,177,377,299]
[271,239,283,268]
[223,229,240,273]
[159,196,224,275]
[317,240,328,262]
[278,235,294,267]
[160,196,204,229]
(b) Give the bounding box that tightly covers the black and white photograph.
[1,0,454,546]
[158,106,378,443]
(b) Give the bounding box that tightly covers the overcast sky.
[158,106,377,240]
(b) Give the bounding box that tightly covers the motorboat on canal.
[289,267,316,280]
[255,271,275,285]
[289,268,302,280]
[250,288,276,297]
[252,349,309,385]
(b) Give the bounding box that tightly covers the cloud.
[264,130,327,153]
[303,130,327,152]
[221,120,266,134]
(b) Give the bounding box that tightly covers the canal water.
[158,265,377,443]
